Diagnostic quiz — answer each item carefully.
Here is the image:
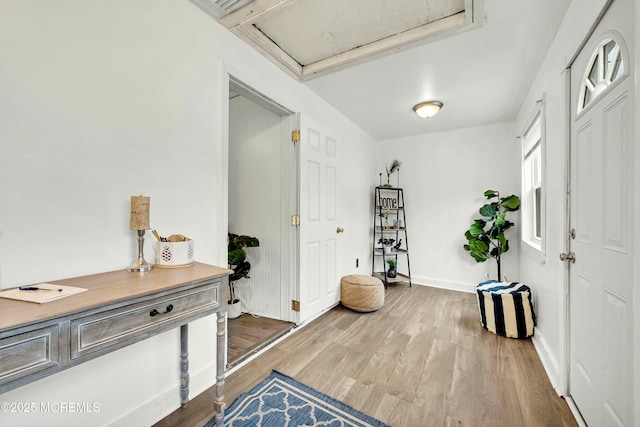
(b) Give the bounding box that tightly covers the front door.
[298,115,339,323]
[568,1,634,424]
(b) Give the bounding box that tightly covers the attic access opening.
[207,0,485,80]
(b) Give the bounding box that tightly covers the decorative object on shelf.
[227,233,260,319]
[155,234,195,268]
[386,259,397,278]
[377,237,395,254]
[463,190,520,281]
[393,239,402,250]
[383,159,401,187]
[127,195,154,273]
[381,209,389,226]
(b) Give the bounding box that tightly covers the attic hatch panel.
[221,0,483,80]
[251,0,465,66]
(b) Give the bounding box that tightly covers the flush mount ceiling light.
[413,101,443,118]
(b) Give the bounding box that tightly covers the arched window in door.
[578,33,628,114]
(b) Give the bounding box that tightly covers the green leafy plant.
[463,190,520,281]
[378,237,395,247]
[379,209,390,225]
[386,258,397,278]
[228,233,260,303]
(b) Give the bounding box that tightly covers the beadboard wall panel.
[229,95,285,319]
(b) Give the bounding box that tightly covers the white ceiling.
[195,0,573,140]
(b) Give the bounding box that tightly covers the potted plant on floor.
[228,233,260,319]
[463,189,520,281]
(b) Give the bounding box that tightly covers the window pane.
[612,52,624,80]
[603,40,615,77]
[588,54,599,86]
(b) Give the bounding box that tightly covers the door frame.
[560,1,614,397]
[224,69,299,323]
[560,0,633,410]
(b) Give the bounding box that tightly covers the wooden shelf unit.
[372,186,412,287]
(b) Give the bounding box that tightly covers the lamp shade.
[413,101,443,118]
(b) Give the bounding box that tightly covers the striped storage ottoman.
[476,280,536,339]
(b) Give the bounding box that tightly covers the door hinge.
[291,130,300,144]
[291,300,300,311]
[291,214,300,227]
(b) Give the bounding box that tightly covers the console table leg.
[180,324,189,405]
[213,311,226,427]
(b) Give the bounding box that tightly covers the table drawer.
[70,283,219,359]
[0,325,60,386]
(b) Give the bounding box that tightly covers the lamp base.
[127,229,155,273]
[127,259,154,273]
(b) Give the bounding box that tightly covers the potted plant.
[378,237,395,254]
[386,258,397,278]
[227,233,260,319]
[380,209,390,226]
[463,190,520,281]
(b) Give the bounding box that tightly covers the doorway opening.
[227,76,297,367]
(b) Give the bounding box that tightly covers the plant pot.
[228,299,242,319]
[383,245,392,254]
[387,267,397,278]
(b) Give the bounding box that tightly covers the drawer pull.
[150,304,174,317]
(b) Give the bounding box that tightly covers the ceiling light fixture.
[413,101,443,118]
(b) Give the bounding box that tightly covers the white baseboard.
[411,276,476,293]
[108,362,217,427]
[531,333,561,395]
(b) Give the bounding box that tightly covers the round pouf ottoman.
[476,280,536,339]
[340,275,384,312]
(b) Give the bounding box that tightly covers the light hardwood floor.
[155,284,577,427]
[227,313,294,367]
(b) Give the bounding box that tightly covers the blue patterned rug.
[205,370,390,427]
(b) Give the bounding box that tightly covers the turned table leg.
[214,311,226,426]
[180,324,189,405]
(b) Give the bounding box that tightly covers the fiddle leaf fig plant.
[463,190,520,281]
[228,233,260,303]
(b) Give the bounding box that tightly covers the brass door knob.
[336,227,344,233]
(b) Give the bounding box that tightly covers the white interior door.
[568,1,634,424]
[298,115,339,323]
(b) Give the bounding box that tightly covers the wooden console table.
[0,262,230,426]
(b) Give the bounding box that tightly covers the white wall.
[0,1,375,425]
[377,122,520,292]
